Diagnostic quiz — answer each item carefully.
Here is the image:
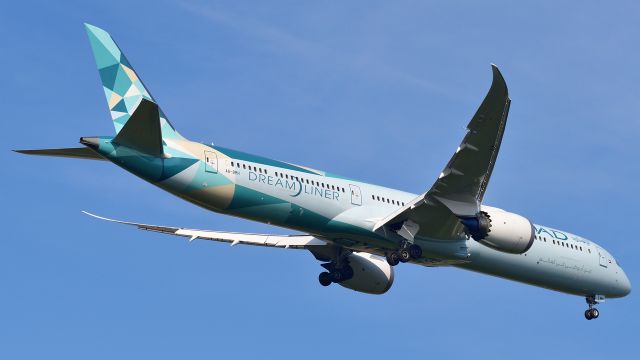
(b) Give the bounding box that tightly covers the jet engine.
[462,207,534,254]
[338,252,394,294]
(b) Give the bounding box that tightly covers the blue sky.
[2,0,638,358]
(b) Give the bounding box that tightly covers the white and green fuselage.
[17,24,630,317]
[80,134,630,299]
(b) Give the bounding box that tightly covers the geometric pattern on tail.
[84,23,182,140]
[85,23,153,133]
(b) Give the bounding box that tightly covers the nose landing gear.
[584,295,604,320]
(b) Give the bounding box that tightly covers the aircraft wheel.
[330,269,344,283]
[399,249,411,263]
[590,308,599,319]
[319,272,332,286]
[409,244,422,259]
[341,265,354,280]
[386,252,400,266]
[584,309,592,320]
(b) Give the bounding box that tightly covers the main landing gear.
[318,261,354,287]
[385,242,422,266]
[584,295,603,320]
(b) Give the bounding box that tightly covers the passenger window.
[243,164,246,169]
[231,161,234,167]
[372,195,375,200]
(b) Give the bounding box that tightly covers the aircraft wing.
[374,65,511,241]
[83,211,328,249]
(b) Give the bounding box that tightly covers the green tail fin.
[84,23,182,140]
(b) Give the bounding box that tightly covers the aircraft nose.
[617,269,631,297]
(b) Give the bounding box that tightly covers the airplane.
[15,24,630,320]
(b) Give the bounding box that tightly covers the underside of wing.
[82,211,327,249]
[429,65,510,216]
[375,65,511,241]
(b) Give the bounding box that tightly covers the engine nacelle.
[474,207,534,254]
[338,252,394,294]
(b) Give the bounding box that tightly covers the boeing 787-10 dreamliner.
[16,24,631,320]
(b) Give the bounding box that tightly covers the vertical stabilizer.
[84,23,183,140]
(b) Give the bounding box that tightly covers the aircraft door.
[204,150,218,173]
[598,249,608,268]
[349,184,362,206]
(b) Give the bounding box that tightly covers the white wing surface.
[83,211,328,249]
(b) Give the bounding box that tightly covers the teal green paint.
[112,67,132,95]
[227,184,288,210]
[159,158,199,181]
[99,64,119,89]
[228,203,292,224]
[534,225,569,241]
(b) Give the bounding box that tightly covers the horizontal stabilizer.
[14,147,106,161]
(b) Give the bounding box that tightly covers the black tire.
[584,309,593,320]
[399,249,411,263]
[330,269,344,283]
[341,265,354,280]
[409,244,422,259]
[386,252,400,266]
[319,272,332,286]
[590,308,599,319]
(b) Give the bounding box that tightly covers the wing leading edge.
[375,65,511,241]
[82,211,328,249]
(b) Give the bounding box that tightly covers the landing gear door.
[204,150,218,173]
[349,184,362,206]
